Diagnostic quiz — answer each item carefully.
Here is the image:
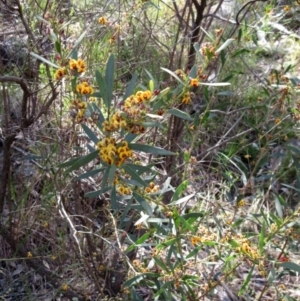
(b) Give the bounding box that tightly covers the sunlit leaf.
[123,165,146,186]
[281,262,300,273]
[30,52,60,68]
[76,167,106,180]
[105,54,115,108]
[67,30,86,58]
[129,143,175,155]
[95,70,108,107]
[133,192,152,216]
[124,73,138,100]
[215,38,235,53]
[65,150,98,173]
[81,124,99,144]
[168,108,193,121]
[161,67,184,85]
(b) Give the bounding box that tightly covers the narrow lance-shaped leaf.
[215,38,235,53]
[81,124,99,145]
[161,67,184,85]
[133,192,152,216]
[123,165,146,186]
[67,30,86,58]
[129,143,175,155]
[168,108,193,121]
[95,70,108,107]
[30,52,60,68]
[126,230,154,253]
[105,54,115,108]
[123,73,138,100]
[66,150,99,173]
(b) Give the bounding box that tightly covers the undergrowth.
[1,0,300,301]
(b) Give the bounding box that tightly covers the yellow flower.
[189,78,199,87]
[98,16,108,25]
[275,118,281,124]
[69,59,78,70]
[284,5,290,12]
[54,67,66,80]
[77,58,86,73]
[76,82,94,95]
[61,284,68,291]
[27,252,32,258]
[182,92,191,104]
[69,58,86,73]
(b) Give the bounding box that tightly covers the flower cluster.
[69,58,86,73]
[70,99,88,123]
[200,42,217,59]
[102,111,127,132]
[181,92,191,104]
[145,182,159,193]
[54,67,66,80]
[117,184,132,195]
[76,81,94,95]
[97,138,133,166]
[189,78,199,87]
[124,90,152,114]
[98,16,108,25]
[190,225,217,246]
[122,90,152,133]
[54,58,86,80]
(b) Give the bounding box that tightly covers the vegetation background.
[1,0,300,300]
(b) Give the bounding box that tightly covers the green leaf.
[124,73,138,100]
[177,216,195,233]
[169,193,195,206]
[156,237,177,250]
[95,70,108,107]
[160,67,184,85]
[200,82,231,86]
[30,52,60,68]
[58,157,81,168]
[201,110,210,124]
[153,256,170,272]
[259,221,265,255]
[111,185,118,209]
[129,143,175,155]
[231,48,250,58]
[108,164,116,186]
[189,65,197,78]
[123,273,159,288]
[81,124,99,144]
[171,180,189,202]
[105,54,115,108]
[54,40,61,55]
[215,38,235,53]
[65,151,99,173]
[186,245,203,259]
[89,102,105,125]
[123,165,146,186]
[281,262,300,273]
[168,108,193,121]
[67,30,86,58]
[289,144,300,156]
[76,167,106,180]
[125,163,154,175]
[238,265,254,296]
[149,79,154,92]
[84,185,112,198]
[133,192,152,216]
[273,193,283,218]
[126,230,153,253]
[220,49,226,67]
